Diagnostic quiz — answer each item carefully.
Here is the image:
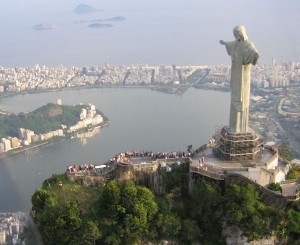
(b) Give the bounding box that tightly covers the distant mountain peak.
[73,4,98,14]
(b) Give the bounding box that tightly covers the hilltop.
[0,103,81,138]
[32,166,300,244]
[0,103,107,138]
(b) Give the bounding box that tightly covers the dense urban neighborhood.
[1,61,300,157]
[0,212,32,245]
[0,59,299,91]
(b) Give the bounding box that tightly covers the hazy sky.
[0,0,299,67]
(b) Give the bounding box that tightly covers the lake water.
[0,87,230,212]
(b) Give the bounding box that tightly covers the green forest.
[31,171,300,245]
[0,103,88,138]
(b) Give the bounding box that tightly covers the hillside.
[31,165,300,245]
[0,103,86,138]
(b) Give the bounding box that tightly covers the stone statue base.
[213,126,262,161]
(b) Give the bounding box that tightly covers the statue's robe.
[224,40,259,133]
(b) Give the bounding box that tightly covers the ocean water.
[0,0,299,67]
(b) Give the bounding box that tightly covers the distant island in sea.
[32,24,56,31]
[73,4,100,14]
[93,16,126,22]
[75,16,126,24]
[88,23,113,29]
[72,4,125,29]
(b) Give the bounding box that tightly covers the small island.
[88,23,113,28]
[92,16,126,23]
[75,16,126,25]
[109,16,126,22]
[73,4,98,14]
[32,24,56,31]
[0,102,108,157]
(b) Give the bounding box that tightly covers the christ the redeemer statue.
[220,25,259,133]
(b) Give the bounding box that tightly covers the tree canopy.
[32,173,297,244]
[98,181,159,244]
[0,103,85,138]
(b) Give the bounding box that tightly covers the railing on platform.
[190,165,226,180]
[66,162,117,177]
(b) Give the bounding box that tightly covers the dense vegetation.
[267,182,282,191]
[279,143,300,179]
[0,103,88,138]
[31,172,300,245]
[279,143,293,162]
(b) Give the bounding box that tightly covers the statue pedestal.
[213,126,262,161]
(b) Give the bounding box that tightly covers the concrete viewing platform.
[190,146,282,186]
[65,143,299,205]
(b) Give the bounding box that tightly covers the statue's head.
[233,25,248,41]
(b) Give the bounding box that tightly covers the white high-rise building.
[24,129,35,144]
[90,104,96,111]
[272,57,276,67]
[0,229,6,244]
[0,143,5,154]
[1,138,11,152]
[80,108,87,120]
[18,128,26,139]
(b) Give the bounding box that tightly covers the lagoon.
[0,87,230,211]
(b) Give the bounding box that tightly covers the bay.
[1,1,299,67]
[0,88,229,212]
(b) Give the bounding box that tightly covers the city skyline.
[0,0,299,67]
[1,61,299,95]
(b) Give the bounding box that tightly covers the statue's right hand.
[220,40,225,45]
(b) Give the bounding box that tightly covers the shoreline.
[0,141,52,159]
[0,122,109,159]
[0,84,154,101]
[0,83,227,103]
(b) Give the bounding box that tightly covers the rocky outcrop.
[112,163,166,194]
[67,175,106,187]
